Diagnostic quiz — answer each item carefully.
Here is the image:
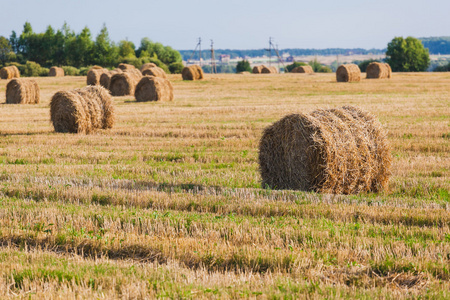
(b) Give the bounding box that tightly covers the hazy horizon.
[2,0,449,51]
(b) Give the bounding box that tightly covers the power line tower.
[187,37,202,66]
[265,37,286,71]
[210,39,217,74]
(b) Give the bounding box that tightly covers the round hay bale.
[385,63,392,78]
[140,63,157,72]
[135,75,174,102]
[118,63,136,71]
[259,106,391,194]
[238,71,251,75]
[142,66,168,79]
[366,62,390,79]
[50,85,115,134]
[0,66,20,79]
[6,78,40,104]
[109,69,142,96]
[336,64,361,82]
[252,66,263,74]
[100,69,122,89]
[182,65,203,80]
[261,66,277,74]
[90,65,103,70]
[87,68,108,85]
[49,67,64,77]
[291,65,314,74]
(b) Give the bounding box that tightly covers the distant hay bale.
[0,66,20,79]
[252,66,263,74]
[118,63,136,71]
[291,65,314,74]
[182,65,204,80]
[6,78,40,104]
[49,67,64,77]
[385,63,392,78]
[238,71,250,74]
[259,106,391,194]
[140,63,157,72]
[50,85,115,134]
[135,75,174,102]
[336,64,361,82]
[100,69,122,89]
[87,68,108,85]
[142,66,168,79]
[261,66,278,73]
[366,62,391,79]
[109,69,142,96]
[90,65,103,70]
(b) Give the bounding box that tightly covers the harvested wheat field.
[0,73,449,298]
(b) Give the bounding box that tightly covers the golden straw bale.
[261,66,278,73]
[135,75,174,102]
[100,69,122,89]
[291,65,314,74]
[181,65,203,80]
[0,66,20,79]
[252,66,263,74]
[90,65,103,70]
[109,69,142,96]
[259,106,391,194]
[87,68,108,85]
[336,64,361,82]
[142,66,168,79]
[50,86,115,134]
[385,63,392,78]
[366,62,390,79]
[49,67,64,77]
[117,63,136,71]
[6,78,40,104]
[140,63,157,72]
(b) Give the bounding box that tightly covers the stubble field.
[0,72,449,298]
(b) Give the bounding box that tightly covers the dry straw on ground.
[140,63,157,72]
[49,67,64,77]
[238,71,251,74]
[118,63,136,71]
[109,69,142,96]
[142,66,168,79]
[87,68,108,85]
[50,85,115,134]
[135,75,174,102]
[259,106,391,194]
[336,64,361,82]
[366,62,391,79]
[100,69,122,89]
[182,65,204,80]
[0,66,20,79]
[6,78,40,104]
[291,65,314,74]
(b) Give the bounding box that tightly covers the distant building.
[219,54,230,63]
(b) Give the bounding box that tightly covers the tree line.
[0,22,183,73]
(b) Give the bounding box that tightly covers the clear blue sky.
[1,0,449,50]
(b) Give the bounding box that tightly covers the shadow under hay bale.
[49,67,64,77]
[142,66,168,79]
[50,86,115,134]
[109,69,142,96]
[336,64,361,82]
[366,62,391,79]
[291,65,314,74]
[135,75,174,102]
[140,63,157,72]
[0,66,20,79]
[118,63,136,71]
[87,68,108,85]
[6,78,40,104]
[100,69,122,89]
[182,65,203,80]
[259,106,391,194]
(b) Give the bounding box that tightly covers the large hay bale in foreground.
[336,64,360,82]
[49,67,64,77]
[182,65,203,80]
[366,62,390,79]
[259,106,391,194]
[87,68,108,85]
[140,63,157,72]
[291,65,314,74]
[50,86,115,134]
[0,66,20,79]
[109,69,142,96]
[118,63,136,71]
[100,69,122,89]
[135,75,174,102]
[142,66,168,79]
[6,78,40,104]
[252,66,263,74]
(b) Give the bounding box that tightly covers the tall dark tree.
[0,36,13,65]
[386,37,430,72]
[92,24,118,67]
[236,60,251,73]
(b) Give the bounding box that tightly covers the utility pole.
[211,39,217,74]
[198,37,202,67]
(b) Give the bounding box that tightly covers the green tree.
[0,36,13,65]
[118,40,136,59]
[92,24,118,67]
[236,60,251,73]
[385,37,430,72]
[67,27,94,67]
